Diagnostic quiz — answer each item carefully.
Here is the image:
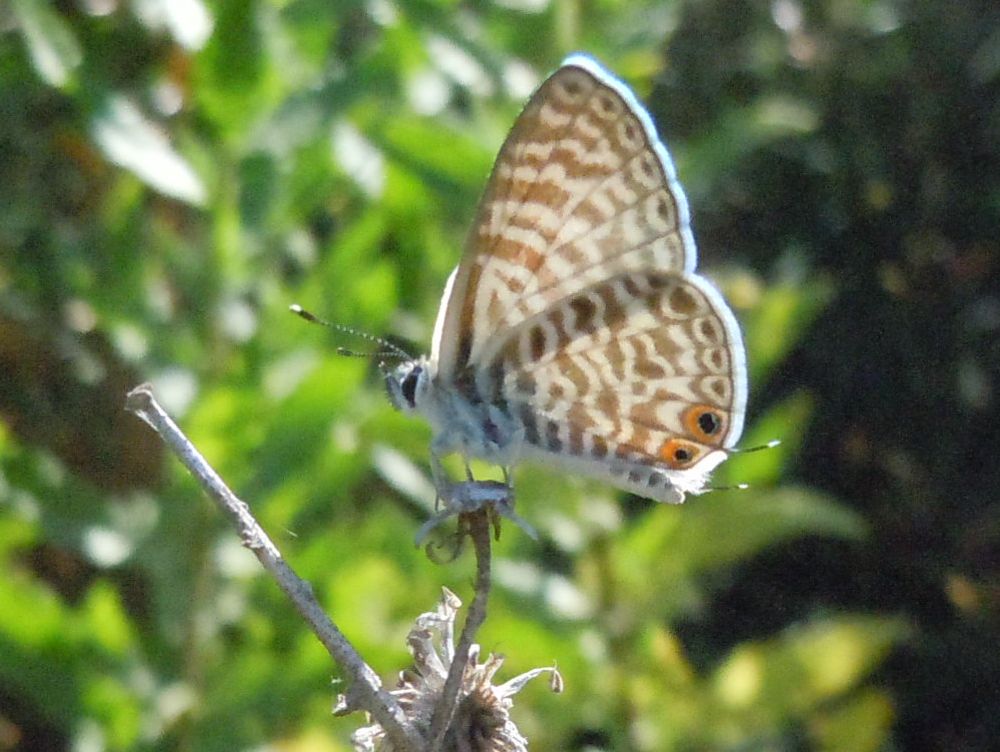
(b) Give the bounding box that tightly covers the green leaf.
[193,0,270,139]
[724,391,814,487]
[710,616,908,724]
[811,687,896,752]
[11,0,82,88]
[91,95,207,205]
[747,279,833,384]
[616,486,867,617]
[134,0,214,51]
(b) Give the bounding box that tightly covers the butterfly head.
[385,358,430,413]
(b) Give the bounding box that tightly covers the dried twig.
[426,510,494,749]
[124,384,424,752]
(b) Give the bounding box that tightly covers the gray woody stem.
[125,384,424,752]
[427,511,493,749]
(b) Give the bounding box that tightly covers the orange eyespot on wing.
[658,438,704,470]
[683,404,727,445]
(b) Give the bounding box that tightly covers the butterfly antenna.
[336,347,370,358]
[336,346,402,360]
[706,482,751,492]
[710,440,781,493]
[729,439,782,454]
[290,304,412,362]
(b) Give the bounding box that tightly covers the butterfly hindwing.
[474,270,744,500]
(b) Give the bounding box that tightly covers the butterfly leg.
[416,436,536,544]
[500,423,524,495]
[414,478,512,545]
[429,435,454,510]
[501,465,515,499]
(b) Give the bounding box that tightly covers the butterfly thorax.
[386,357,522,467]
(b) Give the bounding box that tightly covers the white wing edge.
[683,273,748,448]
[516,441,730,503]
[559,53,699,276]
[428,265,459,373]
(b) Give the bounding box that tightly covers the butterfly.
[385,54,747,510]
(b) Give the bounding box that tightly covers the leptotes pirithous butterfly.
[386,54,747,506]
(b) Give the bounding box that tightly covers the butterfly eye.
[658,438,702,469]
[400,366,422,407]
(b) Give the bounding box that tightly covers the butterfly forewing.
[433,56,698,378]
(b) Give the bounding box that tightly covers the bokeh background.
[2,0,999,750]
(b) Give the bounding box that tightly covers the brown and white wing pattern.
[405,53,749,503]
[480,270,746,501]
[431,55,699,379]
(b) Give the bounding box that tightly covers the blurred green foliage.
[1,0,998,750]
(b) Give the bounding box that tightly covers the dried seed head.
[339,588,562,751]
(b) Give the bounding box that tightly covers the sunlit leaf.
[132,0,214,51]
[724,391,814,487]
[91,95,207,205]
[11,0,82,88]
[747,279,834,383]
[616,485,867,618]
[711,616,908,724]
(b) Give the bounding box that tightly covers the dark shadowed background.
[1,0,998,749]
